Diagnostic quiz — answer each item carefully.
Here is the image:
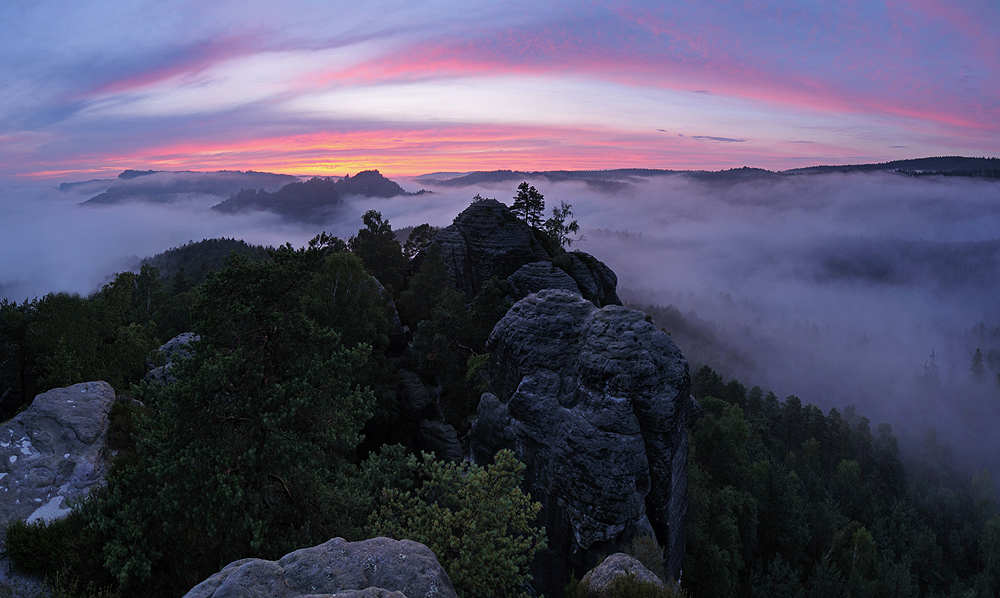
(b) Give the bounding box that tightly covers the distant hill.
[684,166,783,183]
[417,168,682,193]
[211,170,427,222]
[80,170,300,205]
[139,238,272,286]
[784,156,1000,176]
[416,158,1000,189]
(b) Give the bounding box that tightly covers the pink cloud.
[78,36,260,99]
[302,4,998,140]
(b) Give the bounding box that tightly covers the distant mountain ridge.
[79,170,299,205]
[67,168,427,224]
[416,168,682,192]
[210,169,428,222]
[783,156,1000,175]
[417,157,1000,187]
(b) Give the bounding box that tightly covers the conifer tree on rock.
[512,181,545,228]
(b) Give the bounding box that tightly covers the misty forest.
[2,159,1000,598]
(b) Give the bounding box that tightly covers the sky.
[2,0,999,179]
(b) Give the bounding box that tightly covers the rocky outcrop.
[421,199,620,307]
[0,381,115,525]
[470,289,691,595]
[183,537,457,598]
[145,332,199,384]
[506,261,581,301]
[580,553,666,595]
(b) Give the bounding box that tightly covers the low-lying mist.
[3,169,999,480]
[0,178,371,300]
[396,171,1000,481]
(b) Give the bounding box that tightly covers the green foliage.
[684,365,1000,598]
[405,273,512,426]
[0,298,37,418]
[397,243,454,326]
[349,210,407,295]
[5,511,116,597]
[87,244,387,596]
[140,237,271,287]
[402,223,439,260]
[625,535,667,582]
[28,272,159,392]
[512,182,545,228]
[542,201,580,248]
[370,450,546,598]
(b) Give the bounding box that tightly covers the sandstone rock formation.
[183,537,457,598]
[470,289,691,595]
[145,332,199,384]
[421,199,621,307]
[580,553,666,595]
[0,381,115,525]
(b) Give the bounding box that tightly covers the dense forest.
[684,368,1000,597]
[1,192,998,598]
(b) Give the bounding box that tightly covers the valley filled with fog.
[3,170,1000,477]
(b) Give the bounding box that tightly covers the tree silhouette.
[512,182,545,228]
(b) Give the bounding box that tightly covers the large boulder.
[0,381,115,524]
[580,553,666,595]
[183,537,457,598]
[420,199,620,307]
[470,289,691,595]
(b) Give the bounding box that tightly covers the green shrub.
[5,512,117,597]
[625,535,667,582]
[371,450,546,598]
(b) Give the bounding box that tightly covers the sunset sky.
[2,0,998,179]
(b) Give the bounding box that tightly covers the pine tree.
[512,182,545,228]
[972,348,986,382]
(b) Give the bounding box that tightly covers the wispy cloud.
[690,136,745,143]
[1,0,997,177]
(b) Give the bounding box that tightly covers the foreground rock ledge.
[0,381,115,525]
[183,537,457,598]
[470,289,691,595]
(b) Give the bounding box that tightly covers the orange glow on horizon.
[16,124,828,180]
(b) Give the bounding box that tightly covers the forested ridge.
[0,195,997,598]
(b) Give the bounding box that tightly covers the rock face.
[423,199,621,307]
[417,419,463,462]
[581,553,666,595]
[183,537,457,598]
[470,289,691,595]
[0,381,115,525]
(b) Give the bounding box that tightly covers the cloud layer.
[2,0,998,178]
